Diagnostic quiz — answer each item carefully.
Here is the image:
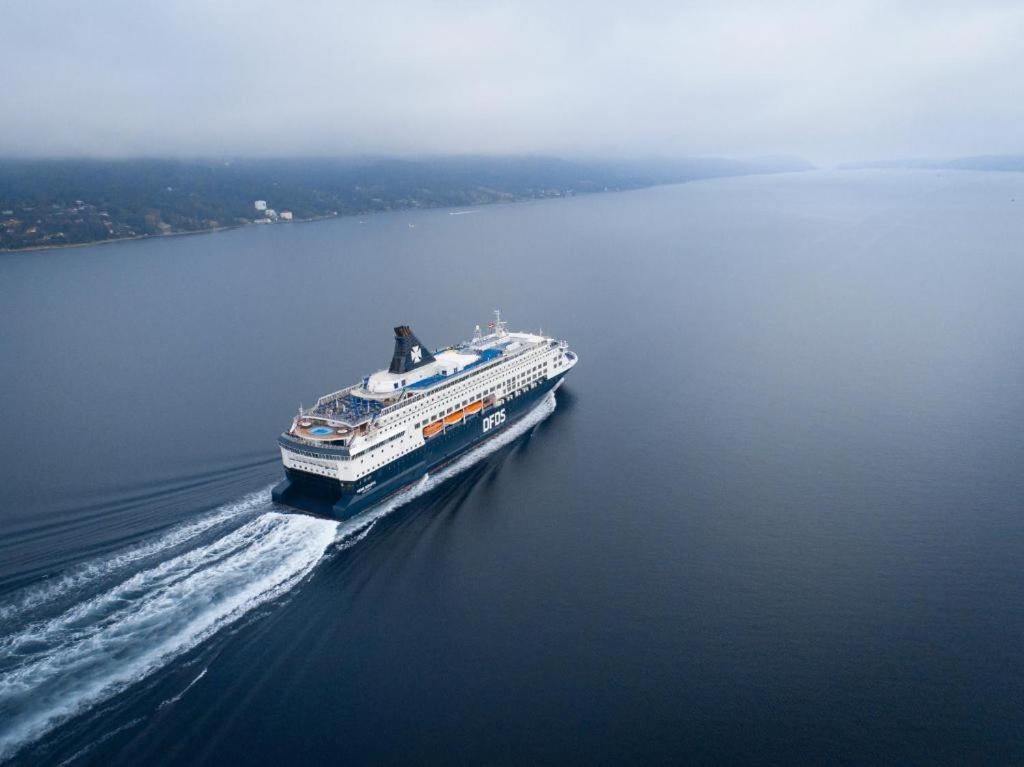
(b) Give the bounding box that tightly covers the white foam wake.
[334,391,557,542]
[0,512,336,763]
[0,485,273,626]
[0,392,557,762]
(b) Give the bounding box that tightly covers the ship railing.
[301,406,376,421]
[280,434,353,458]
[314,384,359,407]
[300,399,380,422]
[300,385,387,421]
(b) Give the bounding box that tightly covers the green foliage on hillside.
[0,155,812,250]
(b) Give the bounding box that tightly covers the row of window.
[359,431,417,473]
[290,458,335,477]
[414,384,501,428]
[379,353,507,418]
[413,355,551,429]
[370,348,552,452]
[401,354,542,431]
[379,345,547,421]
[298,350,557,478]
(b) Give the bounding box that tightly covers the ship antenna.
[494,308,507,336]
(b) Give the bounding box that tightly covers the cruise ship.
[272,312,577,518]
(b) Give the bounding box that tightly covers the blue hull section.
[272,373,563,519]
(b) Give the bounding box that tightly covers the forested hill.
[0,155,812,250]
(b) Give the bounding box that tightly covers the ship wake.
[0,512,337,762]
[0,486,273,627]
[0,392,557,763]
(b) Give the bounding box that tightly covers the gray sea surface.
[1,169,1022,764]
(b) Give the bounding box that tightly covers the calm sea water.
[1,170,1023,765]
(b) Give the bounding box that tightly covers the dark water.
[2,170,1023,765]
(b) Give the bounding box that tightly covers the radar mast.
[493,309,508,337]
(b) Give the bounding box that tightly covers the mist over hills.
[839,155,1024,172]
[0,155,812,251]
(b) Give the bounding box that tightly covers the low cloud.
[3,0,1023,163]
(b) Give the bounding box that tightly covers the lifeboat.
[464,401,483,416]
[443,409,464,426]
[423,421,443,438]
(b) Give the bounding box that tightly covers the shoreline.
[0,168,821,255]
[0,212,343,254]
[0,189,611,254]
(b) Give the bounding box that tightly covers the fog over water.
[3,0,1023,162]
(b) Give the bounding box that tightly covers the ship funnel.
[389,326,436,374]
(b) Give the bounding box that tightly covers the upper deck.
[289,319,551,443]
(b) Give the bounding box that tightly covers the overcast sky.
[3,0,1023,164]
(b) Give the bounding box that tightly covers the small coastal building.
[254,200,268,211]
[280,211,293,221]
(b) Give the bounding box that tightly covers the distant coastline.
[1,212,340,254]
[0,155,812,253]
[838,154,1024,173]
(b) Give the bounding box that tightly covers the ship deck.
[296,333,549,433]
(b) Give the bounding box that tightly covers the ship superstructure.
[272,312,577,517]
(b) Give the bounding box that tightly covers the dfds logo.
[482,409,506,433]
